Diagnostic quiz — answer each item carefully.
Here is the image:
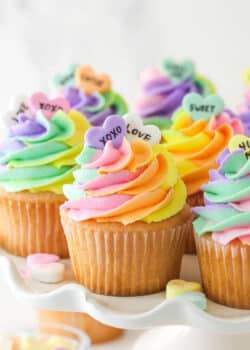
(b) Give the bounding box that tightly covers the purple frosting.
[238,111,250,136]
[136,78,202,119]
[9,114,46,137]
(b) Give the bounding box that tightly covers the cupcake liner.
[37,310,123,344]
[0,188,68,258]
[195,234,250,309]
[61,205,191,296]
[185,192,204,254]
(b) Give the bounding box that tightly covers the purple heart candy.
[85,114,126,149]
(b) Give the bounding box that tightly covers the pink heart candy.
[27,253,60,268]
[29,92,70,119]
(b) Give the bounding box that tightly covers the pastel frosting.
[161,109,234,195]
[62,116,187,225]
[50,64,128,126]
[0,109,90,194]
[193,147,250,245]
[135,64,215,129]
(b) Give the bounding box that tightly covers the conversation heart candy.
[160,59,195,83]
[85,114,126,149]
[50,63,79,89]
[75,65,111,95]
[46,336,73,349]
[29,92,70,119]
[183,93,224,121]
[1,94,30,130]
[123,113,161,146]
[175,292,207,310]
[166,279,202,299]
[27,253,60,268]
[30,262,65,283]
[228,134,250,159]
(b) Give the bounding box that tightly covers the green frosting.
[0,110,85,193]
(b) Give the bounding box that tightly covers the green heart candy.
[50,63,79,89]
[183,93,224,121]
[160,59,195,83]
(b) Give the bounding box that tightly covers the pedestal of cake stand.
[133,326,250,350]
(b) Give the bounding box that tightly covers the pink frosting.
[209,112,245,135]
[212,226,250,245]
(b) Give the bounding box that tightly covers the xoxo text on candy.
[29,92,70,120]
[85,114,126,149]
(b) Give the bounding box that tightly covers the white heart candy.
[30,262,65,284]
[1,94,31,130]
[123,113,161,146]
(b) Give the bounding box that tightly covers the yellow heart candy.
[228,134,250,159]
[243,68,250,86]
[166,279,202,299]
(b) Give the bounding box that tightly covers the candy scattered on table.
[166,279,202,298]
[22,254,65,284]
[174,292,207,310]
[166,279,207,310]
[3,335,75,350]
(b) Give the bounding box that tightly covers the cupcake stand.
[1,249,250,350]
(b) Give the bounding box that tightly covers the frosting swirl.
[50,64,128,126]
[62,115,187,224]
[193,146,250,245]
[161,109,234,195]
[134,64,215,128]
[0,108,90,194]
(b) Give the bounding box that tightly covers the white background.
[0,0,250,348]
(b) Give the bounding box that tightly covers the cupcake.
[37,310,123,344]
[134,59,215,129]
[50,64,128,126]
[161,93,239,253]
[0,92,90,257]
[193,135,250,309]
[61,113,191,296]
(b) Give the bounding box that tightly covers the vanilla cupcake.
[50,64,128,126]
[161,93,240,253]
[194,136,250,309]
[135,59,215,129]
[37,310,123,344]
[61,113,191,296]
[0,92,90,257]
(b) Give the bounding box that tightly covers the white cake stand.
[1,249,250,350]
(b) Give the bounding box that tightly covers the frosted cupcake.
[135,59,215,129]
[161,93,239,253]
[50,64,128,126]
[193,136,250,309]
[0,92,90,257]
[61,113,191,296]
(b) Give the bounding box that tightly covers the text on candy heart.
[17,102,29,115]
[189,104,216,113]
[126,123,151,141]
[60,72,75,85]
[238,139,250,159]
[39,102,63,113]
[80,73,105,87]
[99,126,123,146]
[165,62,187,79]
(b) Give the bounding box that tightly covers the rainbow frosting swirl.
[50,64,128,126]
[0,100,90,194]
[161,108,234,195]
[193,141,250,245]
[135,60,215,129]
[62,115,187,224]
